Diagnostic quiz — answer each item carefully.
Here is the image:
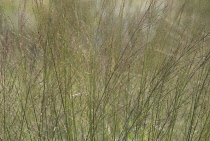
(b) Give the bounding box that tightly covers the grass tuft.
[0,0,209,140]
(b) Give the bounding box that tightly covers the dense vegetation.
[0,0,209,140]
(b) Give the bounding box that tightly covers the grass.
[0,0,209,140]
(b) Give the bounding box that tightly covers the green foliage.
[0,0,209,140]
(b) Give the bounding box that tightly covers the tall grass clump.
[0,0,209,140]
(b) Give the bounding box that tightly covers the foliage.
[0,0,209,140]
